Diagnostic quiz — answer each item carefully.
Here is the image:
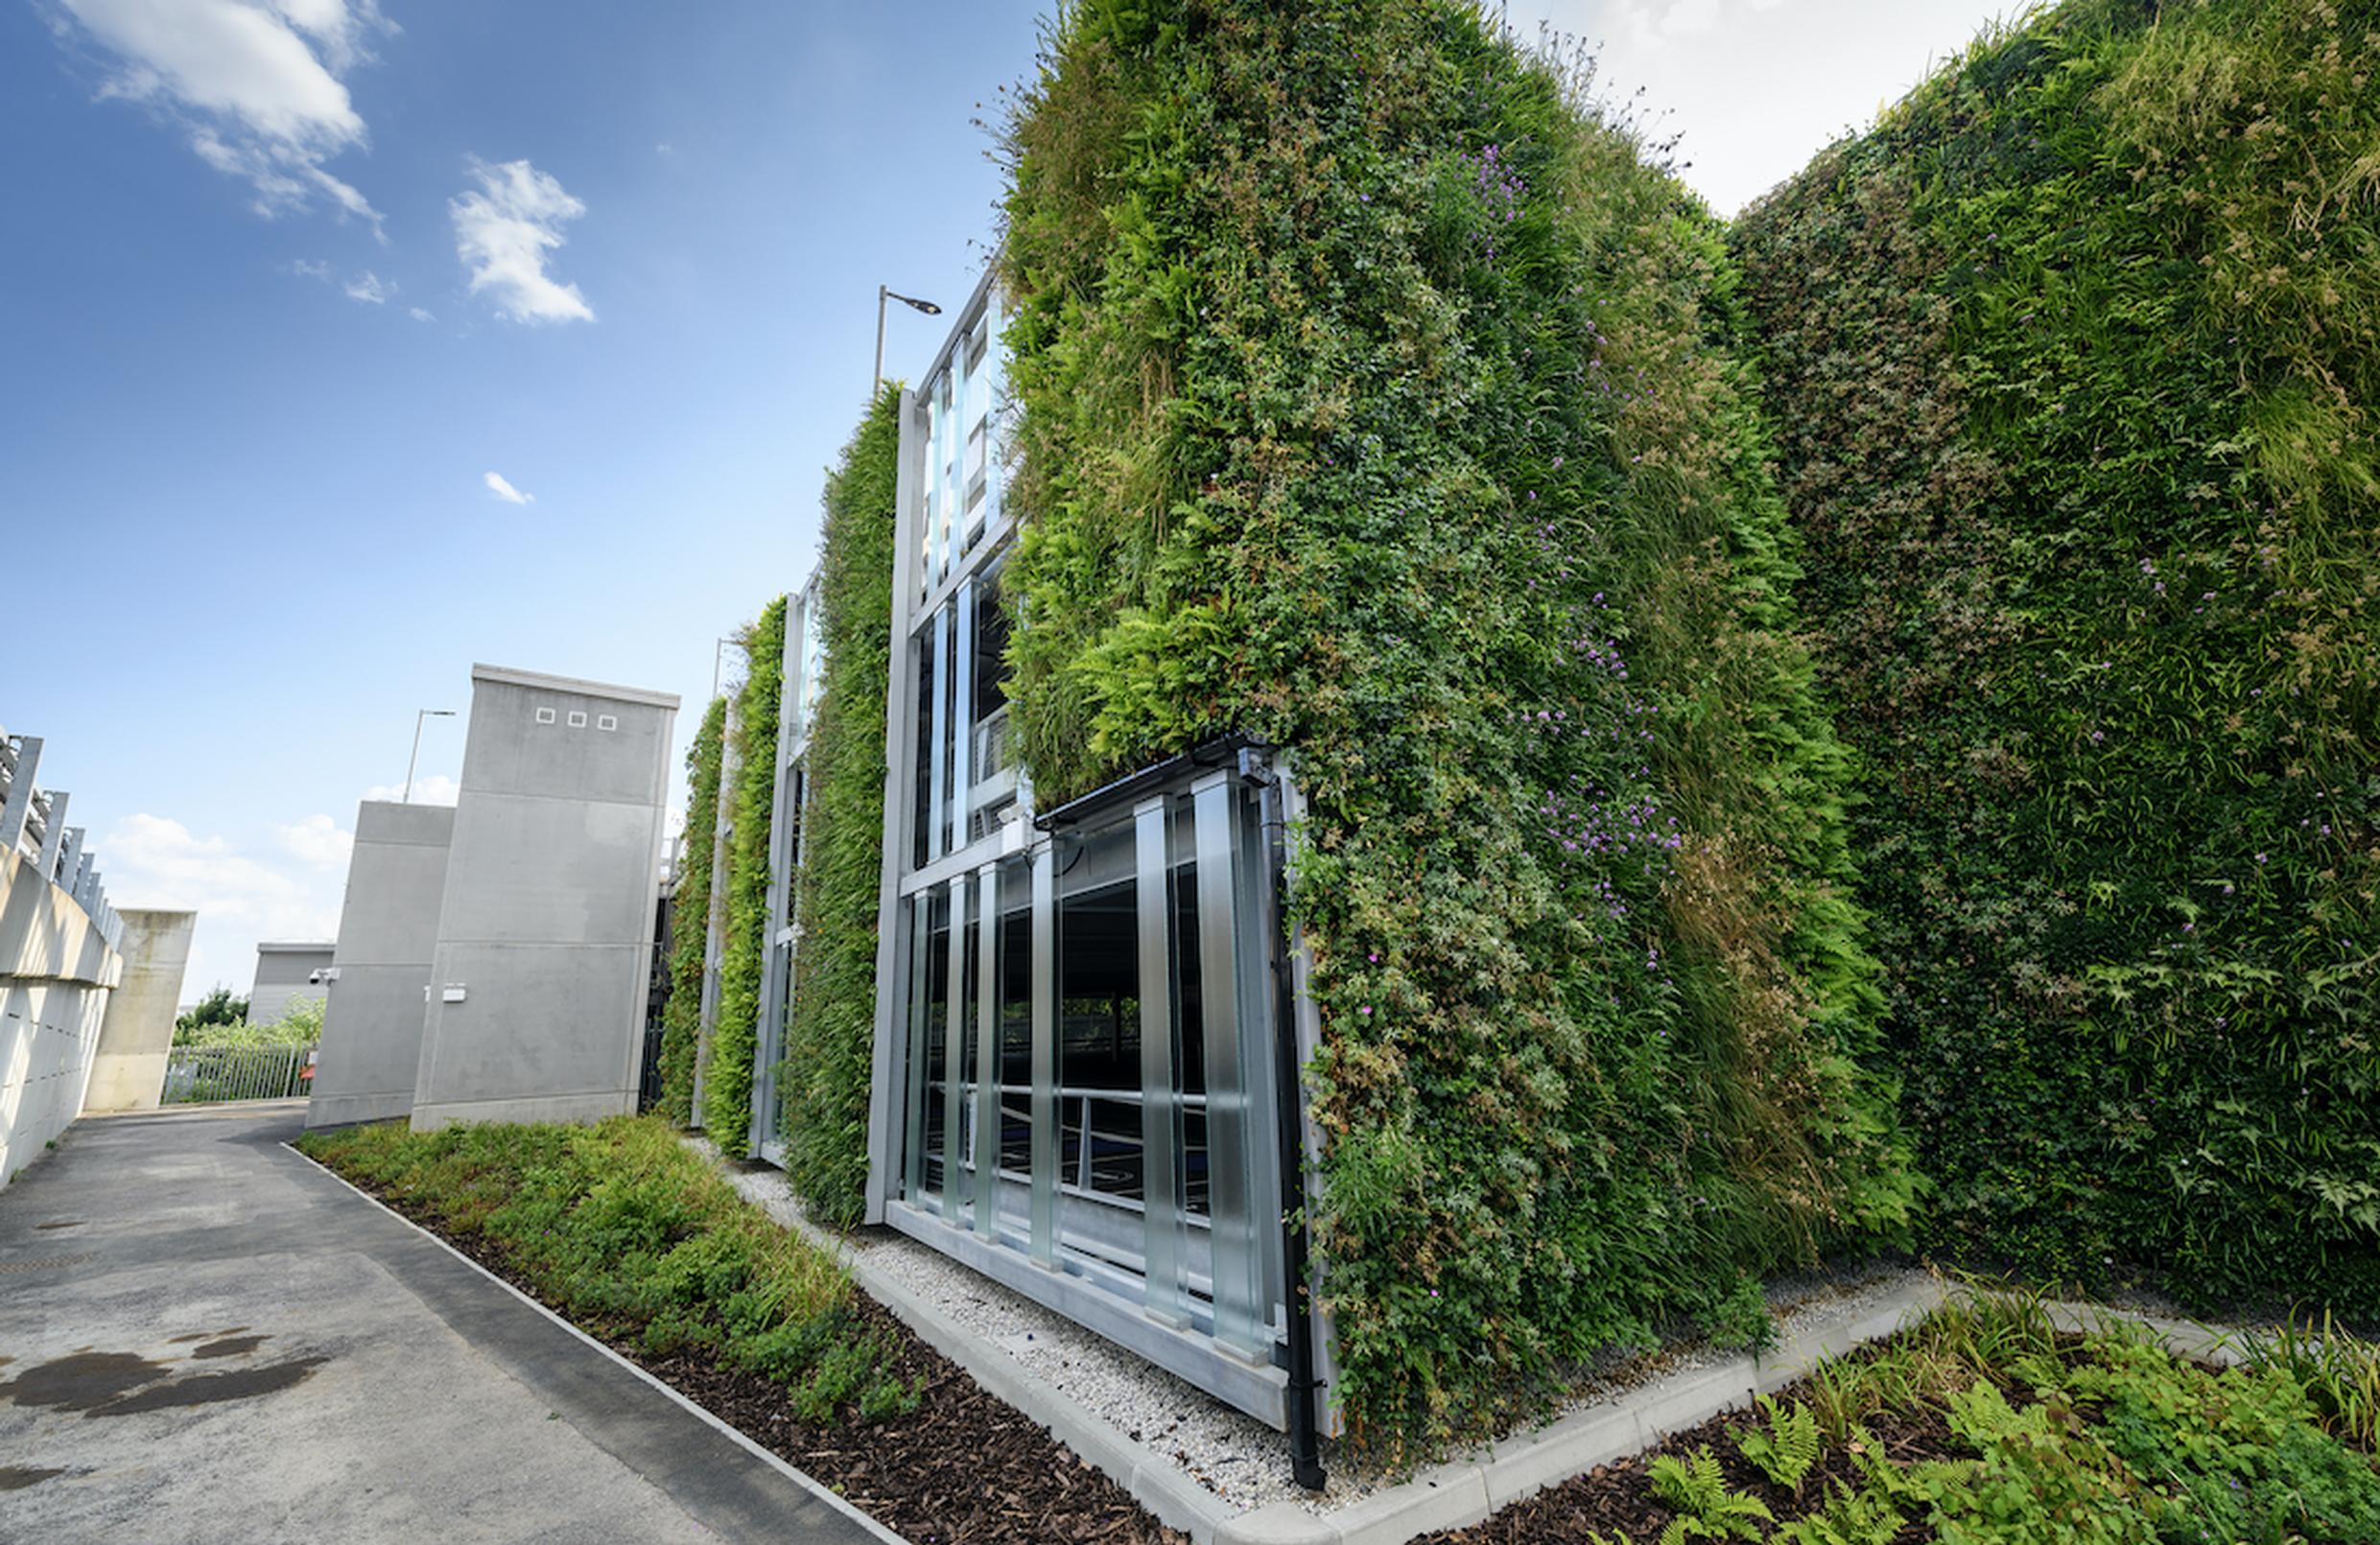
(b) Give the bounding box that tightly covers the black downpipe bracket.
[1249,753,1327,1492]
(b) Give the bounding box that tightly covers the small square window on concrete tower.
[567,710,588,728]
[597,714,618,732]
[535,707,556,725]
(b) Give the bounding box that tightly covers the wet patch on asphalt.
[88,1357,327,1415]
[0,1465,68,1492]
[0,1340,325,1417]
[0,1351,170,1412]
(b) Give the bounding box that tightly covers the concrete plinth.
[83,909,197,1113]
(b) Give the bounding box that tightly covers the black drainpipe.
[1246,750,1327,1492]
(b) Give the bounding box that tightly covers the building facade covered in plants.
[683,0,1918,1458]
[674,0,2375,1465]
[1731,0,2380,1319]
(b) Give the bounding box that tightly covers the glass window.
[911,615,938,869]
[996,856,1033,1183]
[1057,823,1141,1206]
[914,887,952,1200]
[1169,801,1209,1219]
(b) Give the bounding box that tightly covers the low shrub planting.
[1430,1284,2380,1544]
[297,1116,916,1423]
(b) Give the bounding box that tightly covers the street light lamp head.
[404,708,459,804]
[874,286,947,393]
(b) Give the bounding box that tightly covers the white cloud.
[483,470,533,504]
[53,0,392,230]
[359,774,460,807]
[1622,0,1723,42]
[1508,0,2015,215]
[450,156,595,324]
[99,812,346,998]
[407,305,435,321]
[342,269,394,303]
[275,811,353,867]
[286,255,330,280]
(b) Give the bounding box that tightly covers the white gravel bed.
[692,1138,1944,1518]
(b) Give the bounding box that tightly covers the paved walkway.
[0,1102,890,1544]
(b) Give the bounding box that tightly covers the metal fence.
[159,1042,317,1105]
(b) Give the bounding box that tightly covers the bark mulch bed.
[1419,1388,1955,1545]
[318,1159,1185,1545]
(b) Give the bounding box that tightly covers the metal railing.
[160,1042,318,1105]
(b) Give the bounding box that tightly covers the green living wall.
[1732,0,2379,1315]
[657,695,727,1123]
[703,596,789,1144]
[783,387,903,1228]
[1001,0,1910,1451]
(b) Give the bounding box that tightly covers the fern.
[1771,1481,1904,1545]
[1648,1447,1775,1543]
[1737,1393,1822,1492]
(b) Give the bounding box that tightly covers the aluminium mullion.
[926,606,951,864]
[1136,795,1188,1328]
[951,580,975,854]
[1028,843,1058,1267]
[941,875,969,1227]
[902,891,931,1203]
[974,862,1001,1238]
[1192,774,1267,1361]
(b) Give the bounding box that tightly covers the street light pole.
[711,637,737,704]
[405,709,456,804]
[874,285,945,395]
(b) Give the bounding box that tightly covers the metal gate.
[159,1042,317,1105]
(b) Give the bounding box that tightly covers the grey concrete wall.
[411,665,678,1131]
[306,802,455,1129]
[2,845,121,1187]
[83,909,197,1113]
[247,942,335,1027]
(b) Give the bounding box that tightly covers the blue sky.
[3,0,2009,999]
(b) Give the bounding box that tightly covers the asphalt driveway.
[0,1101,892,1544]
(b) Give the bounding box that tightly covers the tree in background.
[174,985,247,1041]
[177,994,321,1049]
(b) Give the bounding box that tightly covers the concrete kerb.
[699,1142,2266,1545]
[1223,1279,1950,1545]
[694,1149,1942,1545]
[284,1140,912,1545]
